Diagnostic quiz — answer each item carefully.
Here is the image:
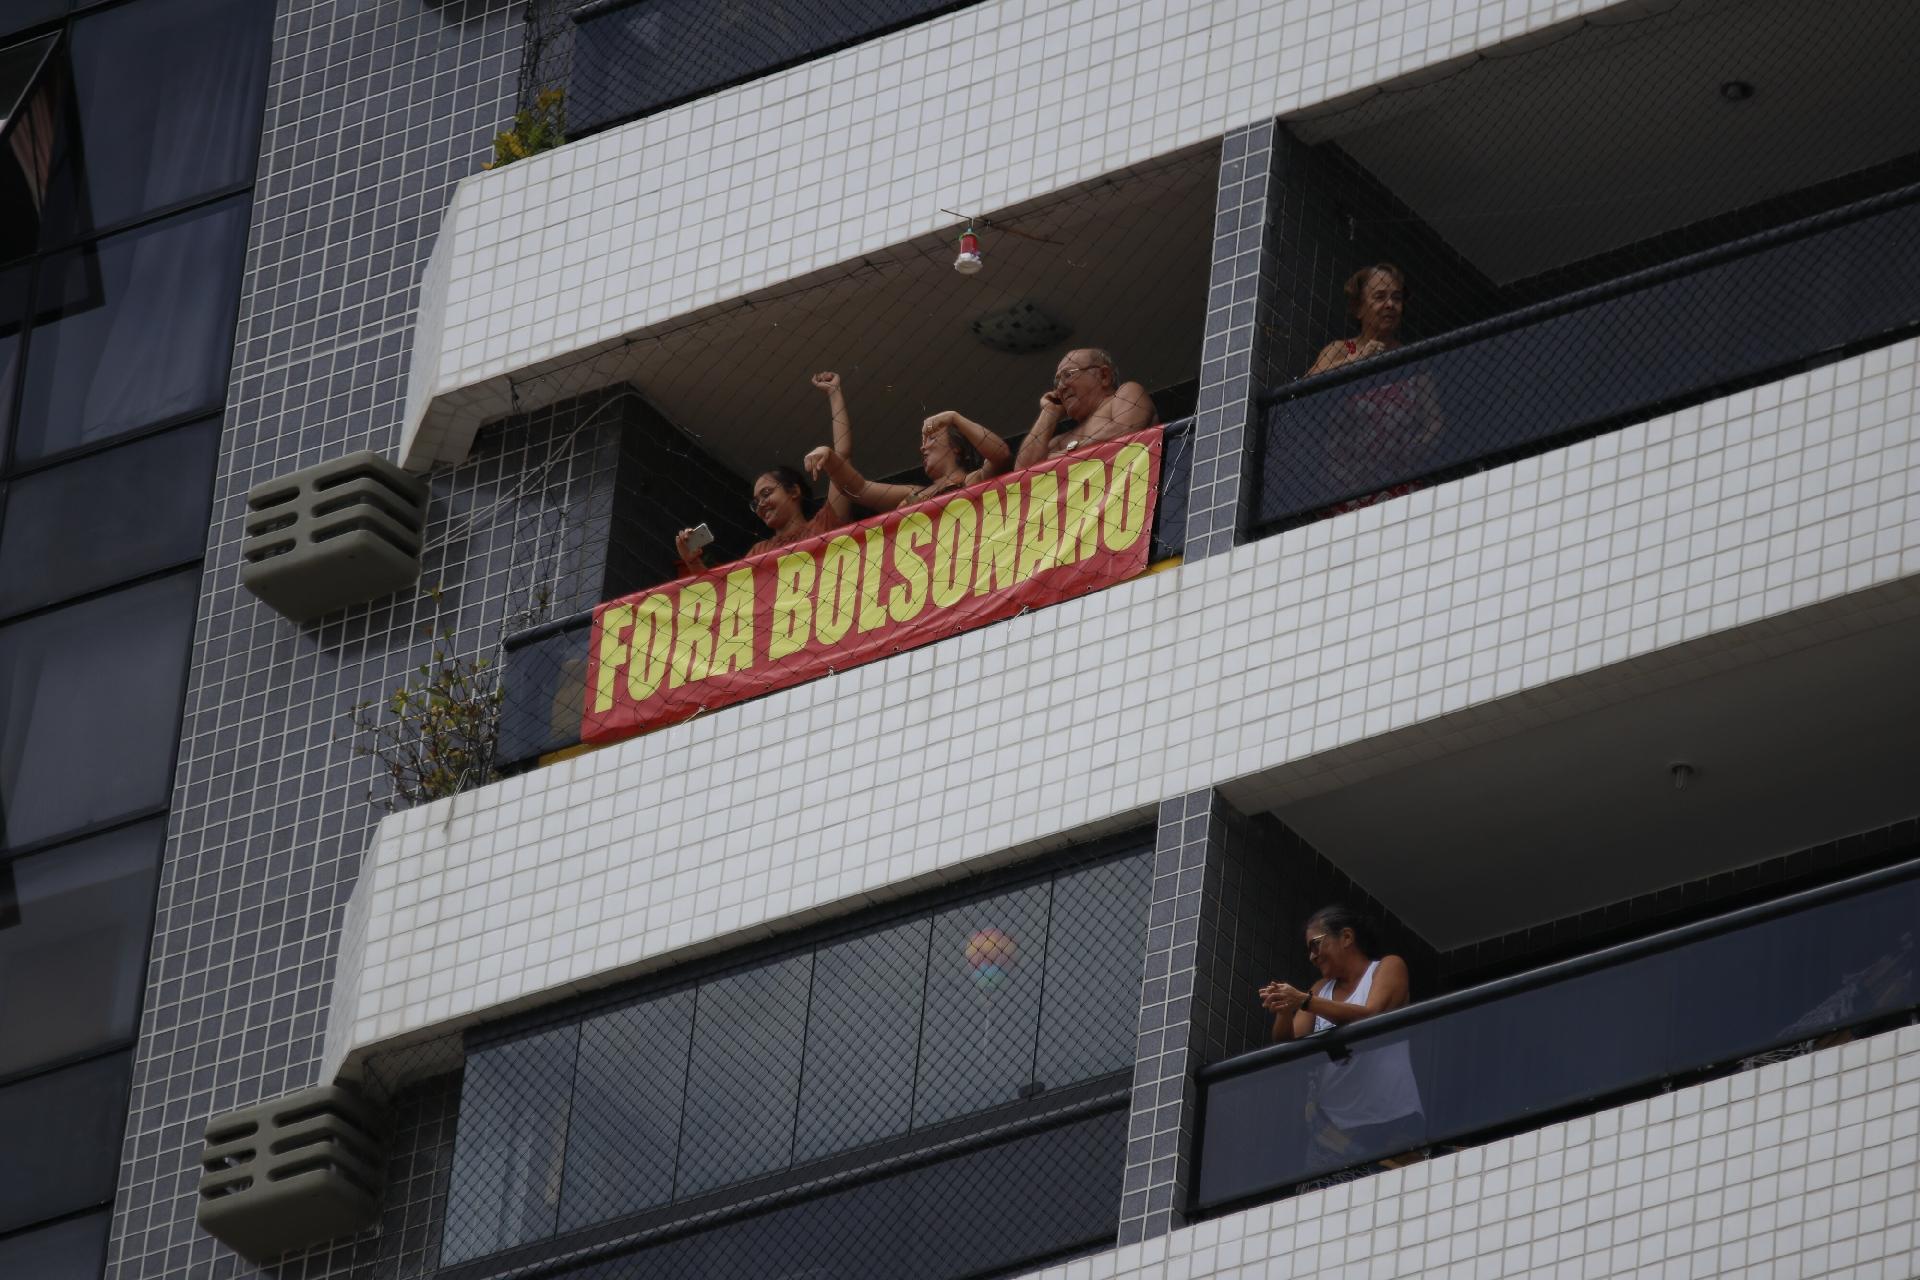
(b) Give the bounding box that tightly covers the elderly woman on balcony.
[1303,264,1444,514]
[674,371,857,575]
[801,401,1010,511]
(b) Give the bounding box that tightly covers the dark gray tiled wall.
[1182,122,1277,561]
[104,3,558,1277]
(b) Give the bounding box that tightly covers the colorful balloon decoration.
[965,927,1018,994]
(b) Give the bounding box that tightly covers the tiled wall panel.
[1013,1022,1920,1280]
[330,337,1920,1080]
[399,0,1632,468]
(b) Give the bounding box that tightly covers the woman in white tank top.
[1258,905,1425,1165]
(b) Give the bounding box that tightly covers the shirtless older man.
[1013,348,1155,469]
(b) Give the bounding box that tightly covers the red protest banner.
[581,426,1163,746]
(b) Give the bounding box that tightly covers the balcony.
[1192,851,1920,1215]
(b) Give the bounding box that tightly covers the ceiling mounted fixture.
[953,225,983,275]
[970,301,1071,355]
[1719,80,1755,103]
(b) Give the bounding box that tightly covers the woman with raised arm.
[802,406,1009,512]
[673,371,855,576]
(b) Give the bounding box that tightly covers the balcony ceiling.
[1293,0,1920,283]
[1243,592,1920,952]
[595,144,1217,487]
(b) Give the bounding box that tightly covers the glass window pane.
[557,988,695,1231]
[49,0,269,235]
[675,954,812,1199]
[913,882,1052,1128]
[0,418,218,616]
[792,916,930,1163]
[1034,853,1154,1089]
[0,33,60,259]
[14,196,246,462]
[0,819,162,1077]
[442,1026,578,1266]
[0,570,198,851]
[0,1051,128,1233]
[0,1206,108,1279]
[0,263,24,457]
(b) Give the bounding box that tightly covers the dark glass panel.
[0,8,67,44]
[557,988,695,1231]
[0,819,162,1078]
[0,418,218,616]
[0,1051,128,1233]
[0,33,60,257]
[13,197,246,462]
[913,881,1051,1127]
[1033,853,1153,1090]
[49,0,270,236]
[675,953,812,1198]
[0,570,197,851]
[442,1026,578,1265]
[0,262,24,457]
[0,1207,108,1279]
[1664,880,1920,1066]
[560,1106,1127,1280]
[792,916,929,1163]
[570,0,959,135]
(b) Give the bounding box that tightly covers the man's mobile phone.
[686,523,715,551]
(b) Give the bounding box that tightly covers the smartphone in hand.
[686,523,715,552]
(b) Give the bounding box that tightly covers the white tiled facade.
[399,0,1630,469]
[1013,1023,1920,1280]
[331,337,1920,1081]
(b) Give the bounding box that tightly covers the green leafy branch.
[354,629,503,811]
[484,87,567,170]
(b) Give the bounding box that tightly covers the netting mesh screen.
[1250,0,1920,529]
[431,847,1151,1277]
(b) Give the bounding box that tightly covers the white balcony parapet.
[328,340,1920,1082]
[396,0,1631,472]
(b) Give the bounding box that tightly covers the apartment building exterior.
[0,1,1916,1279]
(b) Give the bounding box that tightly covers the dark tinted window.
[442,1026,578,1266]
[0,1051,128,1232]
[0,570,198,851]
[0,33,59,256]
[0,418,218,616]
[675,954,812,1198]
[0,7,67,43]
[13,196,246,462]
[0,262,23,458]
[792,916,929,1162]
[0,819,161,1078]
[1034,853,1154,1088]
[558,988,695,1230]
[913,882,1052,1127]
[0,1206,108,1279]
[48,0,269,237]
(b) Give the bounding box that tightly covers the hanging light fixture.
[953,223,983,275]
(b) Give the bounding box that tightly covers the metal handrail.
[1199,850,1920,1086]
[1259,177,1920,408]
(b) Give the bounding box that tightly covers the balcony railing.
[1190,854,1920,1216]
[567,0,977,137]
[1252,180,1920,531]
[494,417,1195,768]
